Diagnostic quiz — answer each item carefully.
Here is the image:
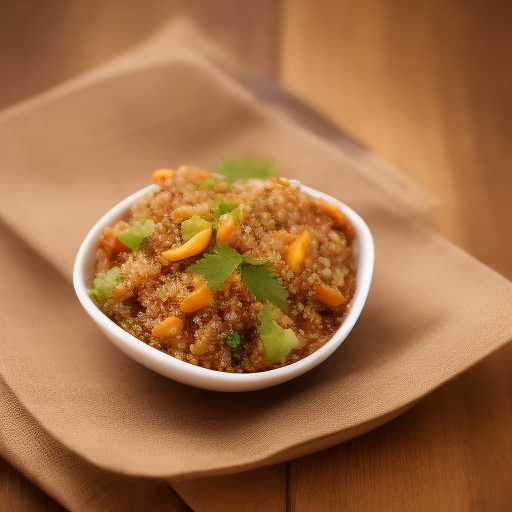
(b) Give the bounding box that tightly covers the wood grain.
[280,0,512,279]
[281,1,512,510]
[289,343,512,512]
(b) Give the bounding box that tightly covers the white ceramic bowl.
[73,183,374,392]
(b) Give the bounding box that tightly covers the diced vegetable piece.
[172,207,197,222]
[151,316,183,338]
[317,199,348,227]
[111,282,130,301]
[190,337,209,356]
[117,219,155,252]
[181,216,212,242]
[216,214,236,243]
[197,178,217,191]
[258,304,299,364]
[161,227,213,262]
[283,230,311,273]
[180,283,213,313]
[226,332,241,348]
[314,282,345,306]
[99,221,131,259]
[210,200,239,229]
[151,168,174,185]
[317,200,356,242]
[89,267,124,304]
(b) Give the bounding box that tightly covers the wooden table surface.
[1,1,511,510]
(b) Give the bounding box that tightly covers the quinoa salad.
[90,164,357,373]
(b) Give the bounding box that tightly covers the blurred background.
[1,0,510,280]
[1,1,511,511]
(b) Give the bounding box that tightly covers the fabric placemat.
[1,21,510,512]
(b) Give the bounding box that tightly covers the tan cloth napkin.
[1,21,511,512]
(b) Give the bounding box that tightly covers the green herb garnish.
[181,216,211,242]
[226,332,241,348]
[215,157,278,184]
[257,304,299,364]
[118,219,155,251]
[243,253,267,265]
[187,243,289,312]
[89,267,123,304]
[186,243,244,291]
[240,263,289,314]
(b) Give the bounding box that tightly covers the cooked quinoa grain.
[91,165,357,372]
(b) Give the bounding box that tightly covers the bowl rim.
[73,182,374,392]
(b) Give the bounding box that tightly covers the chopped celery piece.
[230,206,241,225]
[197,178,217,191]
[258,304,299,364]
[211,200,239,229]
[181,216,211,242]
[226,332,241,348]
[89,267,123,304]
[211,200,239,218]
[118,219,155,251]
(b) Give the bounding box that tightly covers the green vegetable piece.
[258,304,299,364]
[226,332,241,349]
[181,216,211,242]
[211,201,239,218]
[215,157,278,184]
[118,219,155,251]
[230,206,241,225]
[197,178,218,191]
[156,285,168,300]
[240,262,289,313]
[186,243,244,291]
[89,267,123,304]
[211,200,239,229]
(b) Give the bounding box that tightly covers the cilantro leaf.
[181,216,211,242]
[89,267,123,304]
[243,253,267,265]
[186,243,243,291]
[215,157,278,184]
[211,243,244,259]
[118,219,155,251]
[258,304,299,364]
[240,262,289,313]
[226,332,241,348]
